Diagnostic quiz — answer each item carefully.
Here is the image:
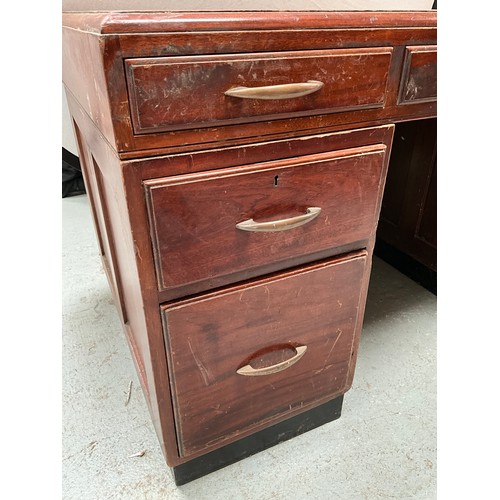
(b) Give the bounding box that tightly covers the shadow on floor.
[362,257,435,330]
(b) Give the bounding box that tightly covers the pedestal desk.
[62,10,437,484]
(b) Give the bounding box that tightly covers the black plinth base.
[172,394,344,485]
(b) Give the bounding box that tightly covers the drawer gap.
[162,248,367,309]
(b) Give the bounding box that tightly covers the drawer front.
[125,48,392,134]
[162,252,367,457]
[399,45,437,104]
[144,144,387,293]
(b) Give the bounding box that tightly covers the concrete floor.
[62,194,436,499]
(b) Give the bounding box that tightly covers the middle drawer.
[144,143,387,295]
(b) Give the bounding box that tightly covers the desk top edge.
[61,10,437,34]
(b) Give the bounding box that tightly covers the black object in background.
[62,148,86,198]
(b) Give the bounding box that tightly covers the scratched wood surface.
[61,11,437,33]
[125,48,392,134]
[61,10,436,471]
[398,45,437,104]
[136,125,394,304]
[62,10,437,156]
[65,91,180,465]
[144,144,387,295]
[162,252,367,457]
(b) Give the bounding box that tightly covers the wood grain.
[125,48,392,134]
[65,90,181,465]
[130,124,395,178]
[144,144,387,294]
[399,45,437,104]
[62,11,437,34]
[62,11,436,155]
[162,252,367,457]
[61,10,436,473]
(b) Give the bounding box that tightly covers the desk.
[62,9,436,484]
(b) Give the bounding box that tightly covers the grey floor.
[62,194,436,500]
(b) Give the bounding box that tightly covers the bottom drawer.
[161,251,367,457]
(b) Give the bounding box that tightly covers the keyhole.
[274,175,279,187]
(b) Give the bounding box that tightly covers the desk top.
[63,9,436,157]
[62,9,436,34]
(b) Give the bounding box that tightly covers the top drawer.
[398,45,437,104]
[125,48,392,134]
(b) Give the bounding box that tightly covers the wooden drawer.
[398,45,437,104]
[161,251,367,457]
[63,9,438,481]
[125,48,392,134]
[144,143,388,294]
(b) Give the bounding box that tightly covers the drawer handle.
[237,345,307,377]
[236,207,321,232]
[225,80,324,100]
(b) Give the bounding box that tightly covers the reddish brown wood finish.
[62,11,436,156]
[62,10,437,472]
[62,11,438,34]
[125,48,392,134]
[144,144,388,295]
[65,91,180,465]
[132,124,394,178]
[378,118,437,270]
[62,27,118,149]
[138,125,394,304]
[398,45,437,104]
[162,251,367,457]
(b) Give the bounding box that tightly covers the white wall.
[63,1,434,11]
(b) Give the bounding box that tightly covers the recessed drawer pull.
[237,345,308,377]
[236,207,321,232]
[225,80,324,100]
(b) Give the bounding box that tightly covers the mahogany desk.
[62,10,437,484]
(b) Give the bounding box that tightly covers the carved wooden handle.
[236,346,308,377]
[225,80,324,100]
[236,207,321,232]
